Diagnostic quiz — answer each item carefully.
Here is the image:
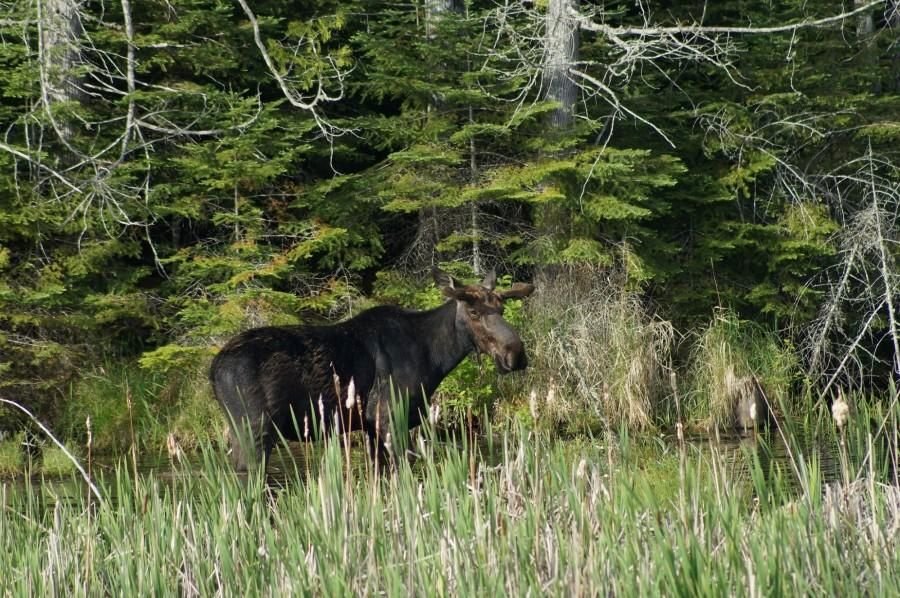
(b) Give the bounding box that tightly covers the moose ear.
[498,283,535,300]
[433,268,465,299]
[480,269,497,291]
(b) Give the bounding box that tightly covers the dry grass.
[520,265,674,431]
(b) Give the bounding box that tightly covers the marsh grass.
[38,445,80,476]
[59,361,226,454]
[520,266,674,433]
[2,397,898,596]
[687,309,798,430]
[0,436,23,476]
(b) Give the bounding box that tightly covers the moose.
[209,269,534,473]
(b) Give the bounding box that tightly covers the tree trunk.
[415,0,461,269]
[40,0,82,141]
[888,1,900,92]
[425,0,456,38]
[855,0,881,93]
[469,105,482,275]
[544,0,578,129]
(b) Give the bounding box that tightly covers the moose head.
[434,269,535,373]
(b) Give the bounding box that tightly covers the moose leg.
[364,399,391,471]
[227,412,274,474]
[363,376,398,471]
[363,379,418,470]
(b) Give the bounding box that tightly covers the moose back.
[209,269,534,472]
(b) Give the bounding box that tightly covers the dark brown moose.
[209,269,534,473]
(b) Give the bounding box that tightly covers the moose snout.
[497,339,527,373]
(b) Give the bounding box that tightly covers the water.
[675,431,845,491]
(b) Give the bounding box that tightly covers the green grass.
[0,437,23,476]
[1,404,897,596]
[687,309,799,428]
[59,360,226,453]
[38,445,80,476]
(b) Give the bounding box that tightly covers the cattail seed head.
[166,432,183,460]
[832,390,849,430]
[345,377,357,410]
[576,458,588,480]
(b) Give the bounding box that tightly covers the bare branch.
[571,1,886,36]
[0,398,103,503]
[234,0,350,142]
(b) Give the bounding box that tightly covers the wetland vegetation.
[2,405,898,596]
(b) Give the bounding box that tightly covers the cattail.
[546,382,556,406]
[832,390,849,430]
[429,402,441,426]
[303,415,310,440]
[417,431,428,456]
[332,367,341,399]
[528,389,539,420]
[383,432,393,456]
[318,394,325,423]
[345,377,357,410]
[166,432,183,461]
[575,458,588,480]
[676,421,684,443]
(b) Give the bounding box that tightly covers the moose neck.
[419,299,475,384]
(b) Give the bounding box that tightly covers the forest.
[2,0,897,445]
[1,1,899,594]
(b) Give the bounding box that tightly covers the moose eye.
[468,308,480,319]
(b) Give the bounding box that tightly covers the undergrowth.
[687,309,799,429]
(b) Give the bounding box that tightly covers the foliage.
[0,0,898,436]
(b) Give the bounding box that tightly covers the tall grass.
[2,401,897,596]
[519,265,674,432]
[59,360,225,453]
[687,309,798,429]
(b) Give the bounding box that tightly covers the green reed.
[1,402,898,596]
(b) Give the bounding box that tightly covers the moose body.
[210,270,533,472]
